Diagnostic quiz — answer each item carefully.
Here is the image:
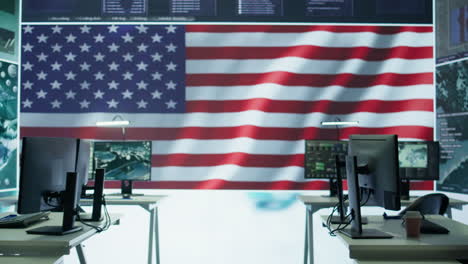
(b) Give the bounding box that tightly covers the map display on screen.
[436,61,468,194]
[91,141,152,181]
[398,144,428,168]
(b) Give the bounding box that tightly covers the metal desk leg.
[154,207,160,264]
[447,206,453,219]
[146,206,160,264]
[307,206,314,264]
[304,210,309,264]
[76,244,87,264]
[148,207,154,264]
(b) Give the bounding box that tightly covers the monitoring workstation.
[1,0,468,263]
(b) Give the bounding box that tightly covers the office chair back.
[399,193,449,216]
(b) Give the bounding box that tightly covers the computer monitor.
[90,141,152,197]
[341,134,401,239]
[18,137,89,235]
[304,140,348,196]
[18,137,80,214]
[398,141,439,199]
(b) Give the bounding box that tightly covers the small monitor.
[90,141,152,181]
[304,140,348,197]
[18,137,86,214]
[304,140,348,179]
[398,141,439,180]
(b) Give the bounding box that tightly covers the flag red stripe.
[106,179,330,190]
[187,99,434,114]
[97,179,433,190]
[20,126,434,141]
[152,153,304,167]
[186,72,433,87]
[186,46,434,60]
[186,25,433,34]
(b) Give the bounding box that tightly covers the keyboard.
[0,211,50,228]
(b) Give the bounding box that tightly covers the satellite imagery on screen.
[0,60,17,194]
[92,141,152,181]
[436,60,468,194]
[436,0,468,64]
[398,144,428,168]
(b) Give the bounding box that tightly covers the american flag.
[20,24,434,190]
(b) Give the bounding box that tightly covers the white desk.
[0,256,64,264]
[320,214,468,262]
[0,212,119,264]
[80,195,165,264]
[299,195,468,264]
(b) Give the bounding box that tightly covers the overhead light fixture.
[320,121,359,126]
[95,120,130,127]
[320,119,359,141]
[96,115,130,127]
[96,115,130,138]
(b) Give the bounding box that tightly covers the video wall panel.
[0,0,19,62]
[436,60,468,194]
[21,0,432,24]
[0,60,18,197]
[436,0,468,64]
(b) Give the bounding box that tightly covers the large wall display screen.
[21,0,432,23]
[0,0,18,62]
[0,60,17,197]
[436,0,468,64]
[436,61,468,194]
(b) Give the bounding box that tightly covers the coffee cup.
[404,210,422,238]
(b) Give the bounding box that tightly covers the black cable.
[75,195,111,233]
[328,211,353,236]
[326,196,352,236]
[360,189,372,207]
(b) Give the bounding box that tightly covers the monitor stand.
[400,179,410,200]
[329,156,368,224]
[81,169,105,222]
[27,172,83,236]
[120,180,144,198]
[325,178,338,197]
[339,156,392,239]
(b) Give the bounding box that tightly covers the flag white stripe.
[187,58,434,75]
[21,111,434,128]
[152,138,426,155]
[152,139,306,155]
[186,32,433,48]
[151,165,305,182]
[187,84,435,101]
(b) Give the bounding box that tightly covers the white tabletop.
[80,194,166,206]
[299,195,468,207]
[0,256,64,264]
[0,212,120,256]
[321,214,468,261]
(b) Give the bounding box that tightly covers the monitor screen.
[399,143,427,168]
[304,140,348,179]
[398,141,439,180]
[18,137,83,214]
[91,141,152,181]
